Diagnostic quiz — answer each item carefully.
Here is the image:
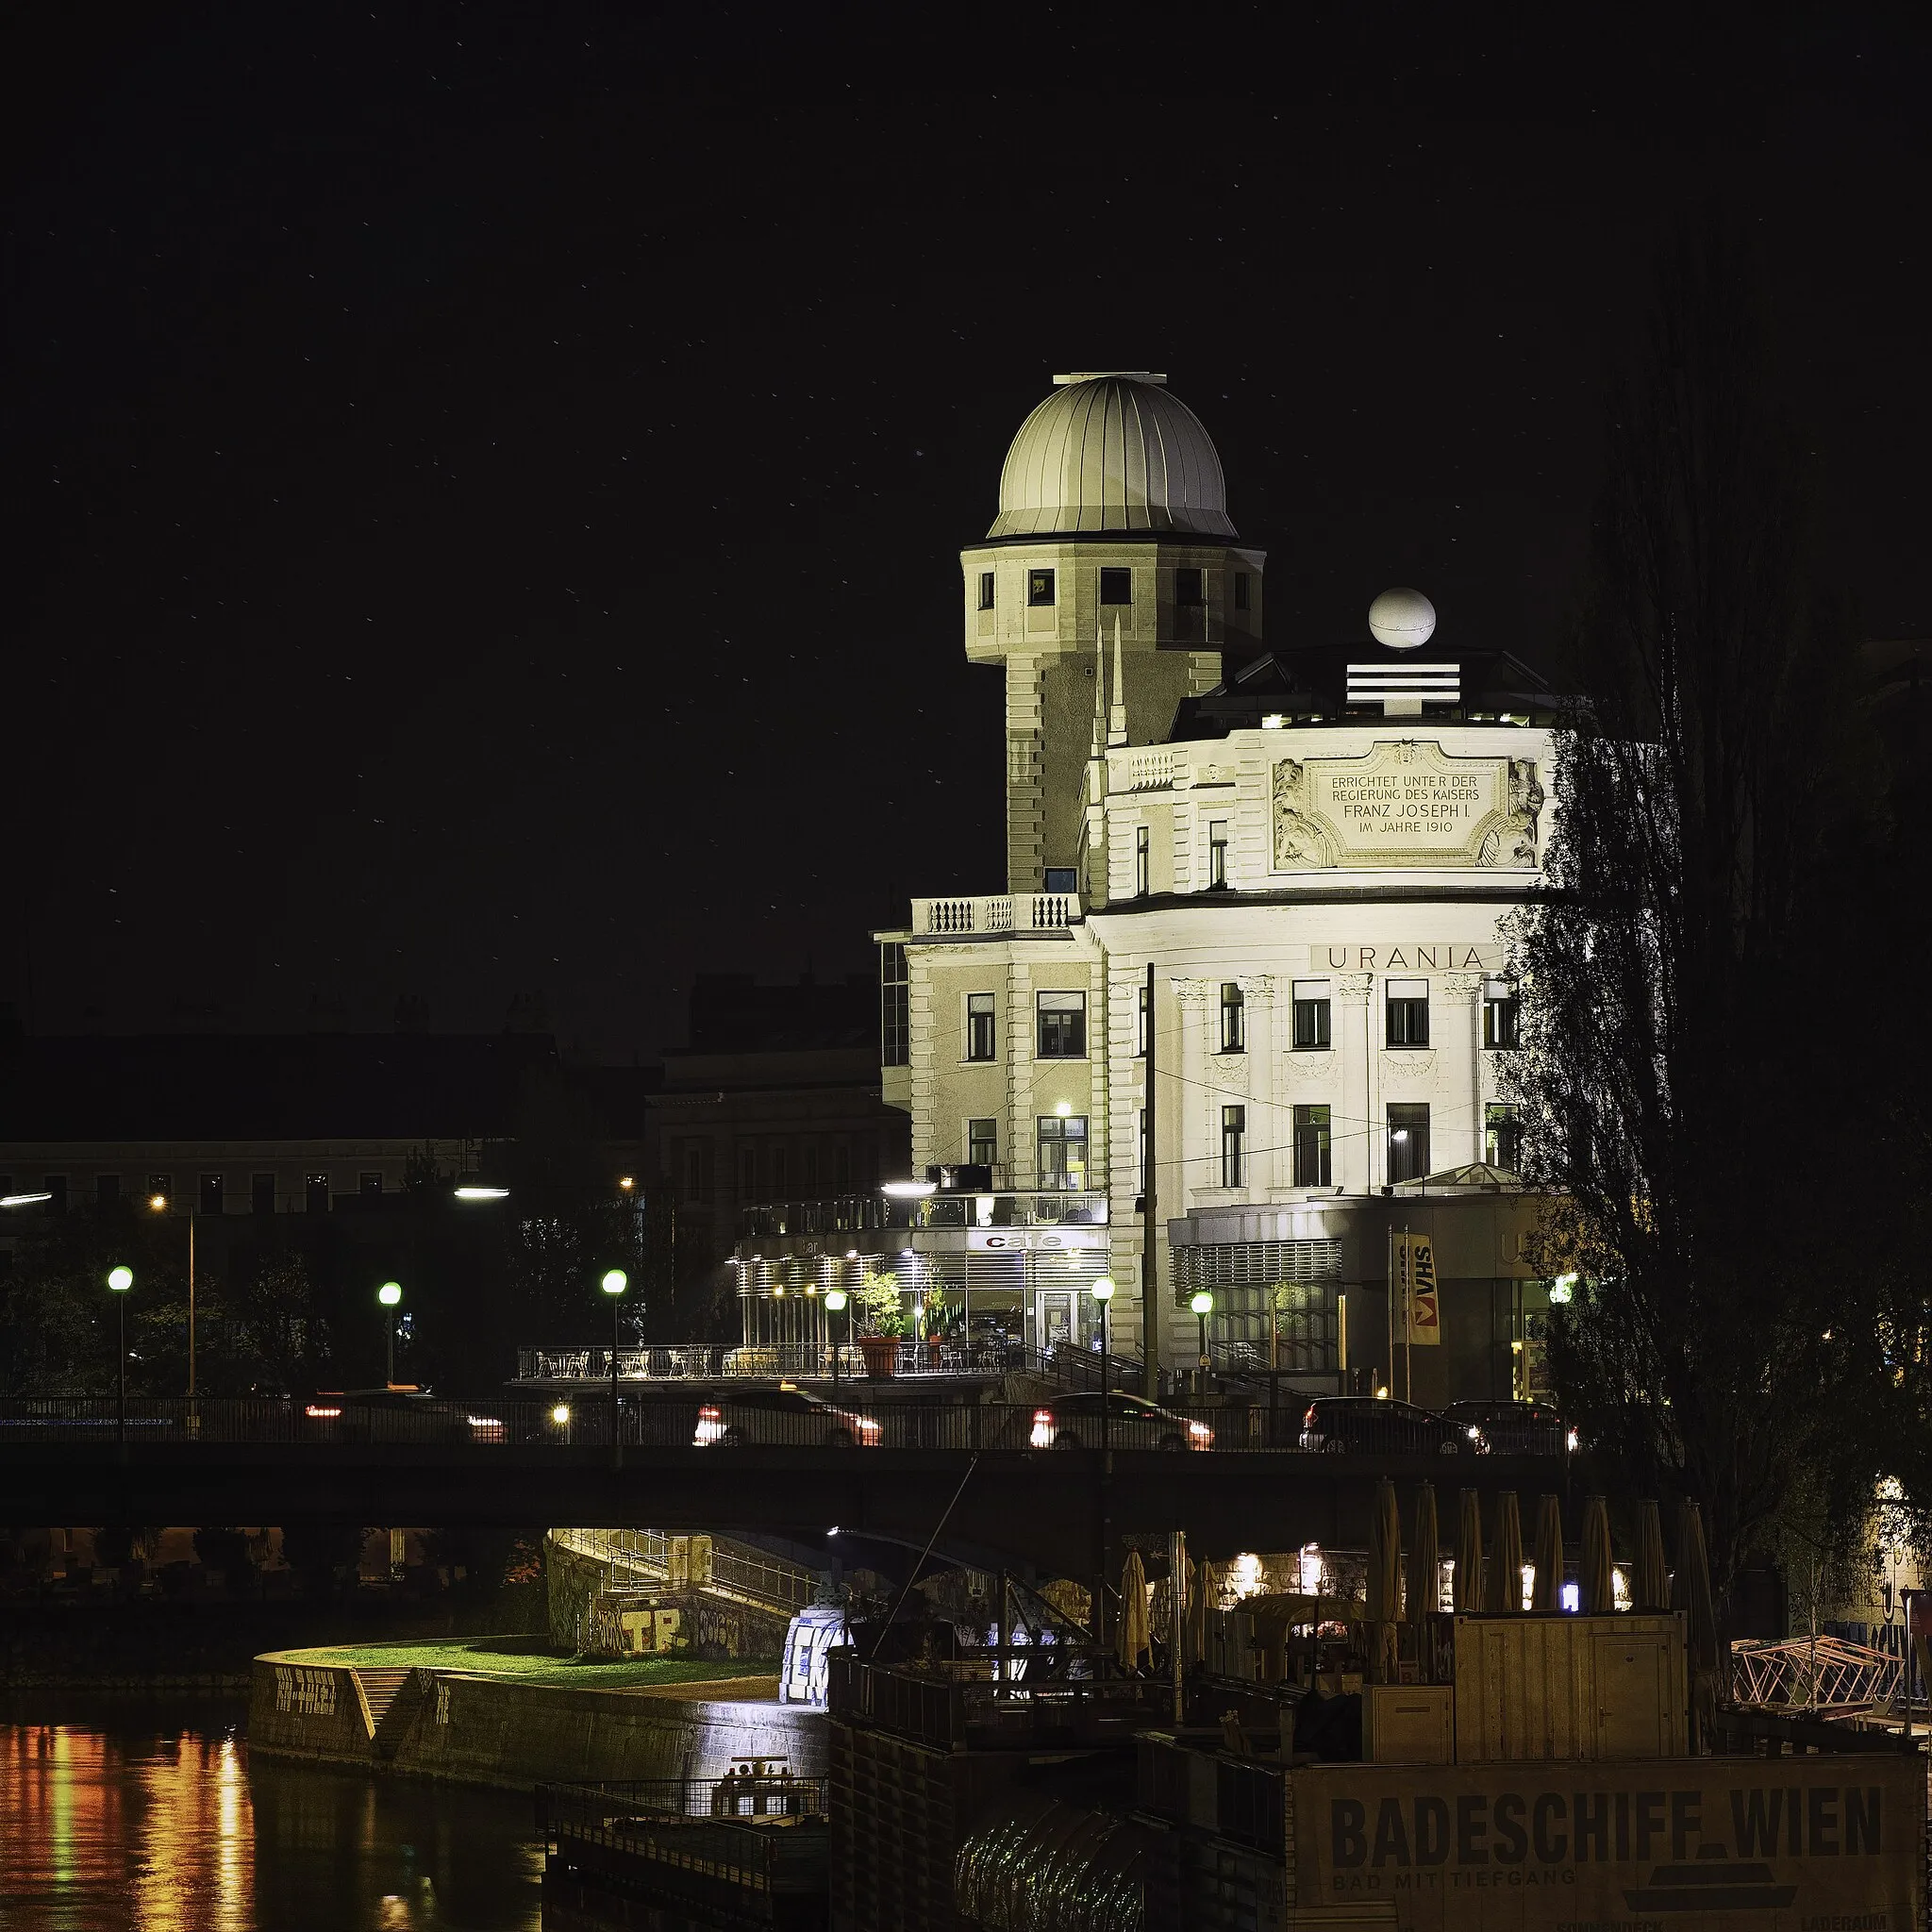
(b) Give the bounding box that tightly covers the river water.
[0,1704,544,1930]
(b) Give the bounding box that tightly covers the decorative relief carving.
[1380,1050,1439,1090]
[1208,1054,1251,1095]
[1273,758,1337,869]
[1441,973,1484,1000]
[1336,974,1374,1006]
[1281,1050,1333,1085]
[1475,758,1544,869]
[1174,980,1212,1008]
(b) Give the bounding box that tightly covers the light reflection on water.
[0,1708,542,1930]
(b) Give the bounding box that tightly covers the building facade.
[739,372,1563,1399]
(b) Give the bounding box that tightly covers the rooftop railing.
[911,891,1079,937]
[737,1190,1107,1241]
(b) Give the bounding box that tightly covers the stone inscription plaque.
[1273,740,1542,872]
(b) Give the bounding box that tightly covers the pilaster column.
[1441,972,1485,1168]
[1240,974,1277,1191]
[1335,974,1374,1192]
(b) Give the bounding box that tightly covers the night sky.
[7,8,1927,1060]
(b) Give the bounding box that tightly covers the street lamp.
[1091,1276,1115,1454]
[602,1268,628,1456]
[108,1266,133,1446]
[1191,1290,1214,1390]
[147,1191,199,1402]
[824,1287,849,1390]
[377,1281,403,1385]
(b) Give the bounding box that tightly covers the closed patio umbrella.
[1183,1559,1214,1668]
[1579,1494,1614,1614]
[1409,1482,1441,1624]
[1635,1499,1669,1612]
[1487,1491,1524,1612]
[1454,1490,1484,1611]
[1117,1550,1151,1671]
[1671,1499,1718,1670]
[1368,1476,1402,1682]
[1531,1494,1565,1611]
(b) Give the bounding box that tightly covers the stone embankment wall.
[248,1652,825,1790]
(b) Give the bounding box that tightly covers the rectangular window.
[1386,978,1430,1048]
[1292,1105,1333,1187]
[1135,824,1150,897]
[43,1174,68,1214]
[1219,981,1245,1053]
[738,1144,757,1197]
[1027,567,1056,607]
[966,991,996,1061]
[1486,1103,1524,1173]
[1036,990,1087,1058]
[1138,1108,1149,1196]
[1043,865,1078,893]
[200,1174,225,1215]
[252,1173,276,1216]
[1291,979,1331,1050]
[977,570,995,611]
[148,1174,173,1208]
[1174,566,1204,608]
[1483,977,1521,1049]
[1136,980,1150,1058]
[834,1143,852,1191]
[95,1173,121,1210]
[771,1147,788,1196]
[305,1174,330,1214]
[684,1142,712,1204]
[1221,1106,1246,1188]
[1099,566,1132,606]
[1035,1114,1089,1190]
[358,1172,381,1201]
[1208,820,1228,889]
[1388,1104,1431,1184]
[968,1118,998,1169]
[1234,571,1251,611]
[881,941,909,1068]
[803,1143,821,1191]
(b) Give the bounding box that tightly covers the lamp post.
[147,1191,197,1402]
[377,1281,403,1386]
[1191,1290,1213,1392]
[602,1269,628,1457]
[1091,1276,1115,1455]
[824,1286,848,1391]
[108,1266,133,1447]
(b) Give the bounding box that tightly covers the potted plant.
[923,1290,949,1371]
[855,1272,906,1379]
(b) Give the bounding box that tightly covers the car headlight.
[1566,1427,1580,1452]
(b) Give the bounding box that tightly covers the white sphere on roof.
[1368,587,1437,650]
[989,373,1236,540]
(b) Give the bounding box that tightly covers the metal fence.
[514,1341,1033,1383]
[0,1393,1559,1457]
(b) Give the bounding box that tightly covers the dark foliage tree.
[1507,224,1909,1615]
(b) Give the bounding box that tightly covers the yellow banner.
[1398,1234,1441,1346]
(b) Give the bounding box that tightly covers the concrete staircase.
[350,1666,413,1736]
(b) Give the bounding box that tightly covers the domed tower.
[962,373,1266,893]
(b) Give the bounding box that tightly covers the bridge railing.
[0,1394,1559,1457]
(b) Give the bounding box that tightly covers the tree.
[1507,223,1891,1619]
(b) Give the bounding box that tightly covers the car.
[1015,1391,1215,1452]
[692,1384,883,1448]
[302,1388,501,1443]
[1441,1400,1573,1456]
[1297,1396,1469,1455]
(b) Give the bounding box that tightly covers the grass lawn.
[279,1636,779,1690]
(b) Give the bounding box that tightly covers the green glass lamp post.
[824,1286,848,1390]
[1191,1290,1214,1396]
[602,1269,628,1455]
[377,1281,403,1385]
[1091,1276,1115,1453]
[108,1266,133,1446]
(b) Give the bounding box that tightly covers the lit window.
[1292,1105,1332,1187]
[881,941,909,1068]
[968,1119,998,1169]
[1208,821,1228,889]
[1100,566,1132,606]
[148,1173,174,1205]
[1386,978,1430,1048]
[1220,982,1245,1054]
[1036,991,1087,1059]
[1486,1104,1524,1173]
[1135,824,1150,897]
[1388,1105,1430,1184]
[978,570,995,611]
[966,992,996,1061]
[1292,979,1331,1050]
[1483,977,1521,1049]
[1027,568,1056,607]
[1036,1114,1089,1190]
[1174,567,1204,608]
[1221,1106,1246,1188]
[1234,572,1250,611]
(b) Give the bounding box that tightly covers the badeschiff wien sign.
[1291,1758,1922,1930]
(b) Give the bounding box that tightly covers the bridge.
[0,1400,1569,1574]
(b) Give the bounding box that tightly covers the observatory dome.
[988,373,1237,541]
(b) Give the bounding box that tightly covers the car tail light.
[467,1416,504,1440]
[305,1405,342,1419]
[699,1405,721,1420]
[856,1416,881,1437]
[1303,1406,1318,1427]
[1030,1407,1055,1449]
[1188,1421,1213,1447]
[694,1402,724,1445]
